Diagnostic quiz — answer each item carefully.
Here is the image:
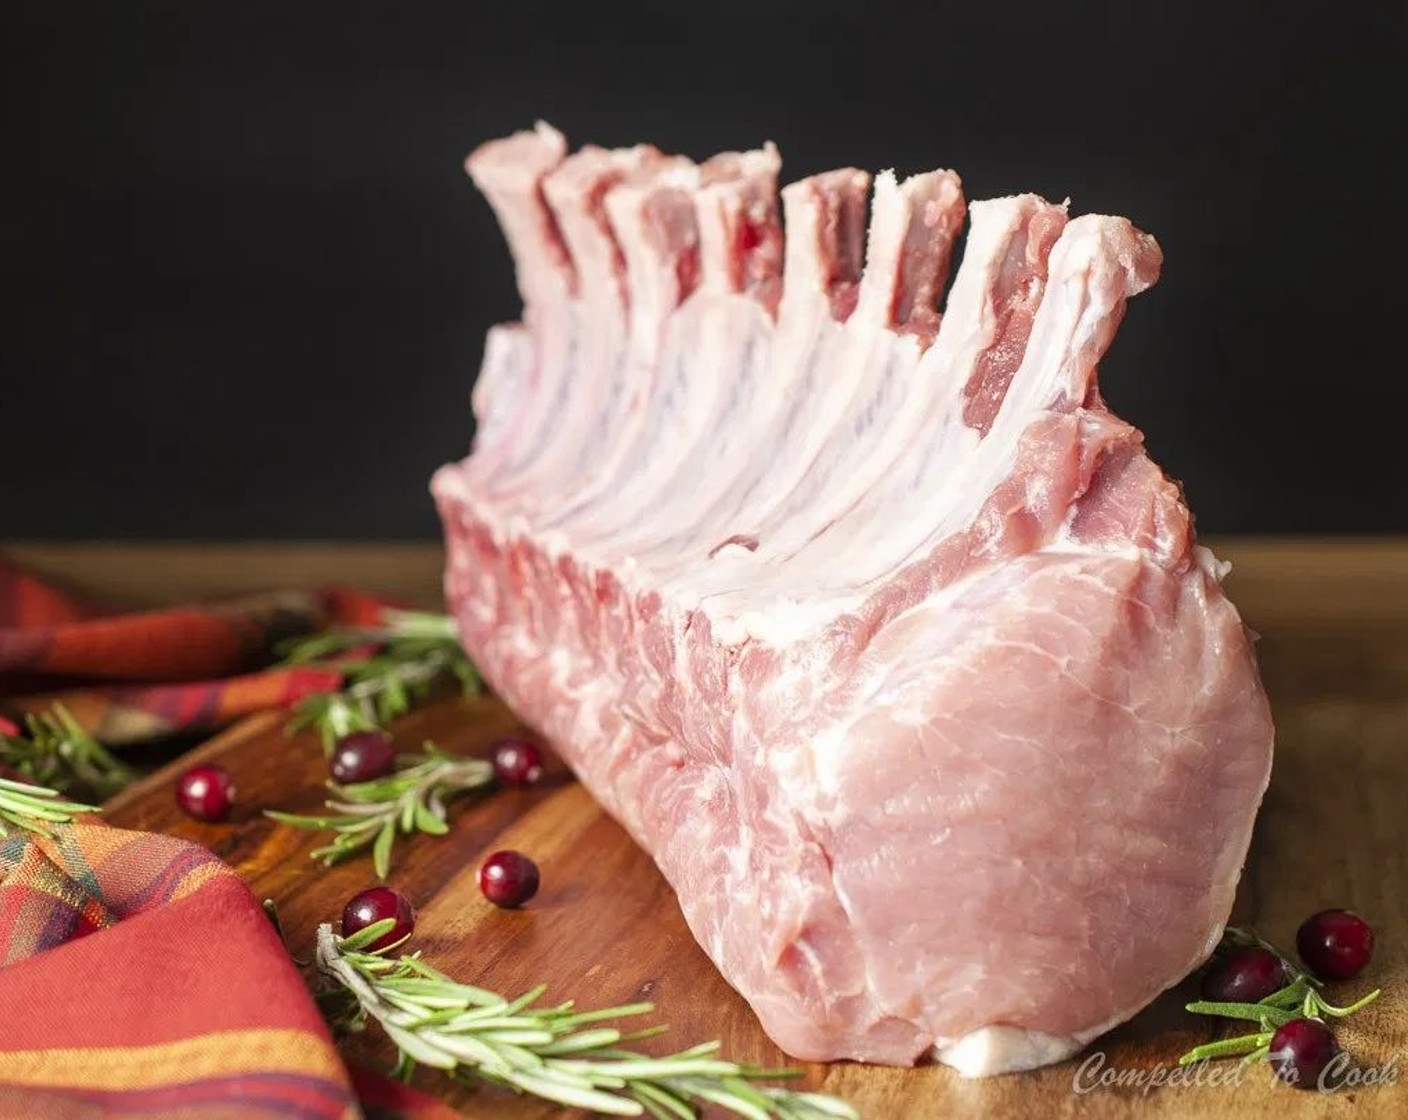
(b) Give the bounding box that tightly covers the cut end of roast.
[433,124,1275,1074]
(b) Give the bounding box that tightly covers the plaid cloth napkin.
[0,560,461,1118]
[0,561,386,743]
[0,817,461,1118]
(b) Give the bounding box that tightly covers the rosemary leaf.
[280,611,482,749]
[1311,987,1381,1017]
[287,693,379,751]
[1258,976,1313,1008]
[1179,1032,1271,1065]
[372,819,396,879]
[265,743,493,878]
[0,705,137,799]
[314,924,859,1120]
[1185,999,1295,1027]
[632,1081,697,1120]
[0,775,99,838]
[339,917,400,953]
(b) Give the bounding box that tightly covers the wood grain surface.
[25,540,1408,1118]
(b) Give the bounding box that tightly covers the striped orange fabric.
[0,819,458,1119]
[0,666,345,746]
[0,563,458,1117]
[0,820,358,1118]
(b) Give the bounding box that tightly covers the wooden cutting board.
[83,540,1407,1118]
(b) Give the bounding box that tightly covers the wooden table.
[13,540,1407,1118]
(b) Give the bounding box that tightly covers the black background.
[3,3,1404,539]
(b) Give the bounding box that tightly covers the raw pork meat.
[432,122,1274,1075]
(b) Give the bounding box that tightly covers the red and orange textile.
[0,818,460,1118]
[0,560,460,1118]
[0,561,385,744]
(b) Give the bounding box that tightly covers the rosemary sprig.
[316,920,858,1119]
[1180,978,1382,1067]
[285,692,380,748]
[281,611,482,750]
[265,742,493,878]
[0,775,100,838]
[0,705,137,799]
[1179,928,1382,1067]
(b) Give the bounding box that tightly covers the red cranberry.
[330,730,398,785]
[1268,1017,1340,1089]
[479,849,540,908]
[1201,946,1292,1003]
[341,886,415,952]
[1297,909,1374,980]
[491,737,544,786]
[175,764,235,822]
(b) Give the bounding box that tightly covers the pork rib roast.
[432,123,1274,1076]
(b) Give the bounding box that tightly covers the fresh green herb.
[0,775,100,838]
[265,743,493,878]
[1180,977,1381,1067]
[1179,928,1381,1067]
[281,610,482,749]
[285,692,381,748]
[316,920,858,1119]
[0,705,137,799]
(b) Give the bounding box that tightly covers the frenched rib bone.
[433,123,1274,1075]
